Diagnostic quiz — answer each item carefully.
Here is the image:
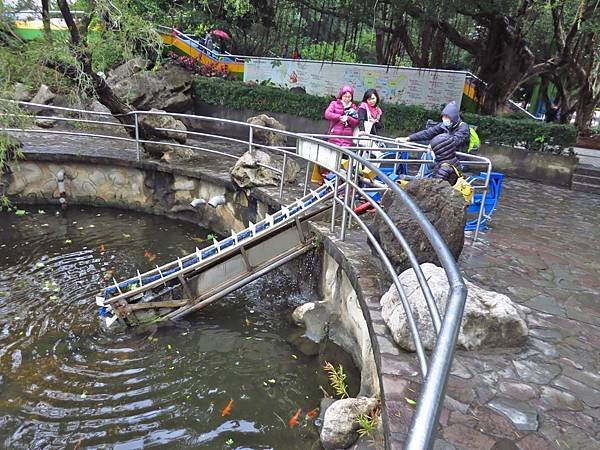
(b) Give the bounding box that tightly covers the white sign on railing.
[297,139,338,170]
[244,59,466,110]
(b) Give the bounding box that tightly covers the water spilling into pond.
[0,206,349,449]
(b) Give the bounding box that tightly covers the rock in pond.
[320,397,378,450]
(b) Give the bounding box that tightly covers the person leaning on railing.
[395,101,470,186]
[396,101,470,151]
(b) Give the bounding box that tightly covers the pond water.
[0,206,346,449]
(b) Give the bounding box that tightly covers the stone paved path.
[441,179,600,450]
[574,146,600,168]
[11,129,600,449]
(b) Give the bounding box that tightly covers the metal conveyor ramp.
[96,179,337,327]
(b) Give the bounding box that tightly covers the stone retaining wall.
[478,144,578,188]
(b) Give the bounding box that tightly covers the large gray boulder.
[35,117,57,128]
[161,147,197,163]
[247,114,287,147]
[106,57,149,85]
[143,140,181,159]
[370,178,466,275]
[320,397,378,450]
[292,301,330,342]
[381,263,528,351]
[29,84,56,115]
[30,84,56,106]
[140,109,188,143]
[230,150,279,188]
[282,157,300,183]
[12,83,33,102]
[108,62,193,112]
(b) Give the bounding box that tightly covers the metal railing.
[1,100,478,449]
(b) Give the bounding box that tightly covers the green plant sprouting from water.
[323,361,349,399]
[356,411,379,438]
[312,234,322,249]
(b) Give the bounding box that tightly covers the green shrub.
[193,77,577,154]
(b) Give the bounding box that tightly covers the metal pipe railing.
[1,99,492,240]
[0,101,475,449]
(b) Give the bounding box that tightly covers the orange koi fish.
[306,407,319,419]
[144,250,157,262]
[221,399,234,417]
[289,408,301,427]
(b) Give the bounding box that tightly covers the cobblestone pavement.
[12,130,600,449]
[574,146,600,168]
[440,179,600,449]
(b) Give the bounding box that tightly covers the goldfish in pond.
[144,250,157,262]
[289,408,301,427]
[221,399,234,417]
[306,407,319,419]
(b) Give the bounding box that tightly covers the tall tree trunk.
[574,85,599,135]
[41,0,52,40]
[476,16,536,114]
[54,0,165,156]
[418,21,433,67]
[430,28,445,67]
[375,29,385,64]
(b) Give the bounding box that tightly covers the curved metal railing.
[1,100,488,449]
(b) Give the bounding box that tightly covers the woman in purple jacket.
[324,86,359,147]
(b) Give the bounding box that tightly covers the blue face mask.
[442,118,452,127]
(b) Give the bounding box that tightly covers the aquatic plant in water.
[323,361,349,399]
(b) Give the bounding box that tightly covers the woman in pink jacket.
[324,86,359,147]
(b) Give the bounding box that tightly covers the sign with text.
[244,59,466,110]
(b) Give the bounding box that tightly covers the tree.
[550,1,599,133]
[32,0,167,153]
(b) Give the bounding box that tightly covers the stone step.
[574,164,600,177]
[572,173,600,186]
[572,181,600,195]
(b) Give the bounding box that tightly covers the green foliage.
[0,102,30,207]
[323,361,349,399]
[461,112,577,154]
[356,412,378,438]
[300,42,359,63]
[193,77,577,154]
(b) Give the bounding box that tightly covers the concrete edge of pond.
[3,150,414,450]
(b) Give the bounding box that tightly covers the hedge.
[193,77,577,155]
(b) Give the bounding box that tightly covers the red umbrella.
[211,29,231,40]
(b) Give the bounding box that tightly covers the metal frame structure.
[1,100,494,449]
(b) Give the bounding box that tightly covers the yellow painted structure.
[160,34,244,75]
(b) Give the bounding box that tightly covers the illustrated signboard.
[244,59,466,110]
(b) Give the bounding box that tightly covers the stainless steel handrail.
[1,99,492,241]
[1,101,472,449]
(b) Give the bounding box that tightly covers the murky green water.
[0,206,333,449]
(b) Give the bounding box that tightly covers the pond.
[0,206,351,449]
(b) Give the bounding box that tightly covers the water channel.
[0,206,351,449]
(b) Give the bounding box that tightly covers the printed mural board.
[244,59,466,110]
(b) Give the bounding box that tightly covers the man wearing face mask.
[396,101,471,152]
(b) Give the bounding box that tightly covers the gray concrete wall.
[478,144,578,188]
[192,102,327,137]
